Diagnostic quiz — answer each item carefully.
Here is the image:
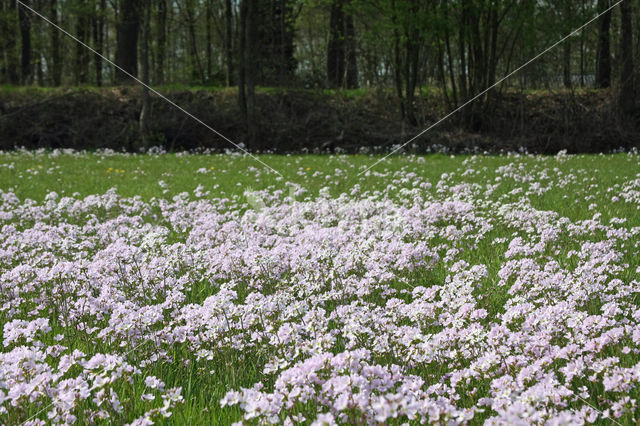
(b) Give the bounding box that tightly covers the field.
[0,149,639,425]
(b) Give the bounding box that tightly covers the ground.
[2,86,634,154]
[0,150,639,424]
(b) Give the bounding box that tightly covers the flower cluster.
[0,152,639,423]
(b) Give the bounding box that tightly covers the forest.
[0,0,638,153]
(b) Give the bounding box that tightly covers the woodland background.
[0,0,638,153]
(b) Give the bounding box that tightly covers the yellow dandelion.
[306,167,311,171]
[210,166,215,171]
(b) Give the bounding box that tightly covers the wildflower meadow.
[0,149,639,425]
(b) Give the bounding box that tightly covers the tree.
[0,0,19,84]
[595,0,611,88]
[438,0,458,108]
[140,0,151,148]
[349,0,433,124]
[239,0,257,145]
[181,0,205,83]
[394,0,424,125]
[327,0,358,89]
[205,0,213,82]
[272,0,298,84]
[252,0,297,85]
[49,0,62,86]
[453,0,528,127]
[18,0,32,84]
[562,2,573,89]
[155,0,167,84]
[115,0,139,84]
[92,0,106,86]
[344,11,358,89]
[327,0,345,88]
[618,0,635,114]
[225,0,234,86]
[74,0,90,84]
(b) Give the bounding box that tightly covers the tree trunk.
[327,0,345,88]
[5,0,19,84]
[403,2,420,126]
[405,37,419,125]
[487,4,499,91]
[619,0,635,114]
[345,12,358,89]
[563,41,571,89]
[18,0,32,85]
[92,0,105,86]
[278,0,296,85]
[140,0,151,148]
[579,0,585,87]
[390,0,404,120]
[595,0,611,88]
[278,0,287,84]
[579,31,584,87]
[225,0,233,86]
[437,43,451,109]
[467,4,483,96]
[562,1,572,90]
[36,50,43,85]
[74,0,89,84]
[156,0,167,84]
[239,0,257,146]
[50,0,62,86]
[245,0,257,145]
[205,0,212,82]
[239,0,247,122]
[442,0,458,107]
[184,0,204,84]
[115,0,139,84]
[458,3,468,102]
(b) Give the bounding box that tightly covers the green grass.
[1,151,639,424]
[1,152,637,220]
[0,84,373,98]
[0,151,465,200]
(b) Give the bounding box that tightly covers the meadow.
[0,149,639,425]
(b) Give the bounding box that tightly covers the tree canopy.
[1,0,637,139]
